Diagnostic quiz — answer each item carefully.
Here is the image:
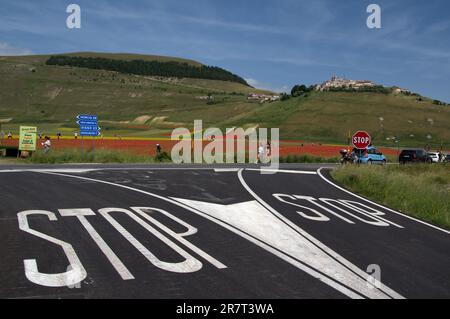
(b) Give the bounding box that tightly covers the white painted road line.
[0,168,98,173]
[237,169,404,299]
[245,169,317,175]
[17,210,88,288]
[58,208,135,281]
[0,166,322,174]
[213,168,241,172]
[131,207,227,270]
[98,207,204,274]
[317,167,450,235]
[38,170,403,299]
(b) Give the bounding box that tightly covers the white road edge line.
[0,168,217,173]
[0,169,99,173]
[317,167,450,236]
[245,169,317,175]
[1,167,318,174]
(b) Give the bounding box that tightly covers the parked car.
[399,149,431,164]
[427,152,440,163]
[352,146,386,165]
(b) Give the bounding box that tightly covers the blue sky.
[1,0,449,101]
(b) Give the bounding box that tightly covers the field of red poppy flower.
[0,137,401,158]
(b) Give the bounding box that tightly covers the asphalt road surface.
[0,164,449,299]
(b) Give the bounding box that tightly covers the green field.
[1,52,449,148]
[332,165,450,230]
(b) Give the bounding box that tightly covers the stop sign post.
[352,131,372,150]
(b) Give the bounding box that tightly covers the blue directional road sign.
[79,126,101,136]
[77,114,100,136]
[80,130,101,137]
[77,120,98,126]
[77,114,98,121]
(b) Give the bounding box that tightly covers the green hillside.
[0,52,449,148]
[45,55,249,85]
[230,91,450,147]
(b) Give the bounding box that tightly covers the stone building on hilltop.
[315,76,377,91]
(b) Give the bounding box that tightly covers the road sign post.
[347,129,351,152]
[77,115,100,155]
[352,131,372,150]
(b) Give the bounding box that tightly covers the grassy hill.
[45,55,249,85]
[0,52,449,149]
[229,91,450,147]
[0,52,202,66]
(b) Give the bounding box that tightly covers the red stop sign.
[352,131,372,149]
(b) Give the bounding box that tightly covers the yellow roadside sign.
[19,126,37,151]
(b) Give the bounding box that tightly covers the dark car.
[399,149,431,164]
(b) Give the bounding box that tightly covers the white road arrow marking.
[173,197,403,299]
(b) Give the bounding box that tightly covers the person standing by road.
[7,132,12,139]
[258,143,265,164]
[42,136,51,154]
[156,144,162,155]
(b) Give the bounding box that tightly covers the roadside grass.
[5,146,338,164]
[25,148,165,164]
[279,154,339,163]
[331,164,450,230]
[0,158,24,164]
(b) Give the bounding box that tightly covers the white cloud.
[0,42,33,56]
[245,78,289,93]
